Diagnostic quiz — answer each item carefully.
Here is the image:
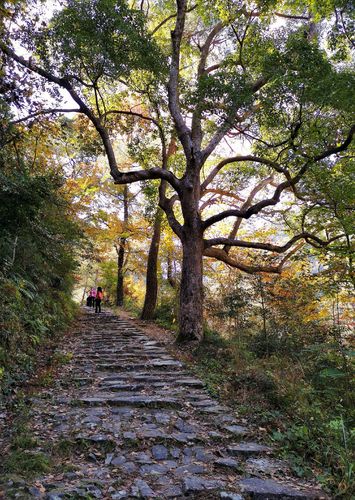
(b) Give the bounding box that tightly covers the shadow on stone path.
[3,309,327,499]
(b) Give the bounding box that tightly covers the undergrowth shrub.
[189,320,354,497]
[155,295,178,330]
[0,144,83,393]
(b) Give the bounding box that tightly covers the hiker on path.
[95,287,103,313]
[89,287,96,308]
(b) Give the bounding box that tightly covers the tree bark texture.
[177,174,204,342]
[167,253,177,288]
[140,209,162,319]
[116,185,128,306]
[116,240,125,306]
[177,230,204,342]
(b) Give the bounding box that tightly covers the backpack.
[97,291,103,300]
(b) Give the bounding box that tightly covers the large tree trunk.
[140,209,162,319]
[177,168,203,342]
[116,185,128,306]
[116,239,125,306]
[177,227,204,343]
[141,137,177,319]
[175,159,204,342]
[167,252,177,288]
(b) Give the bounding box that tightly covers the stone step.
[100,372,189,382]
[182,476,226,495]
[82,332,144,337]
[223,424,249,437]
[214,457,241,471]
[100,383,164,391]
[78,395,180,408]
[78,349,167,355]
[239,478,326,499]
[81,338,145,344]
[75,357,172,365]
[95,360,184,371]
[100,378,204,390]
[227,442,273,457]
[80,342,145,348]
[245,457,290,478]
[2,309,321,500]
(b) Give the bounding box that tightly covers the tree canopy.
[1,0,353,341]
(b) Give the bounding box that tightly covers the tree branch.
[313,124,355,161]
[200,193,218,212]
[247,10,310,21]
[204,232,344,252]
[151,4,197,35]
[201,154,285,192]
[202,188,245,203]
[159,194,183,238]
[205,63,221,73]
[10,108,81,124]
[114,167,181,193]
[0,42,123,180]
[201,95,267,163]
[202,171,306,230]
[167,0,192,161]
[203,247,282,274]
[104,109,160,128]
[191,21,224,148]
[202,125,354,230]
[224,175,274,253]
[1,43,184,192]
[273,12,310,20]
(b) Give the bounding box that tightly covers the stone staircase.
[2,309,327,499]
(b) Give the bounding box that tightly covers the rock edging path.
[2,309,327,499]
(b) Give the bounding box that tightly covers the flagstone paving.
[2,309,327,499]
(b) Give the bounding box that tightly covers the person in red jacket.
[88,287,96,308]
[95,287,103,313]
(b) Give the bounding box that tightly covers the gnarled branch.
[203,247,281,274]
[224,175,274,253]
[0,43,122,180]
[203,124,354,230]
[204,232,344,252]
[151,4,197,35]
[201,155,285,192]
[192,21,225,148]
[159,194,183,238]
[114,167,182,193]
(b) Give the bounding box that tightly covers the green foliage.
[188,70,253,120]
[52,350,73,365]
[3,451,51,476]
[11,434,39,451]
[197,269,354,495]
[38,0,164,82]
[0,111,82,392]
[271,416,354,496]
[99,259,117,303]
[189,327,233,397]
[154,293,178,330]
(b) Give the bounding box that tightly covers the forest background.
[0,0,354,496]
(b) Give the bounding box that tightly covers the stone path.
[2,310,327,499]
